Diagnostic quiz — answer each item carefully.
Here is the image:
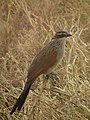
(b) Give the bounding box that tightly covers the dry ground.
[0,0,90,120]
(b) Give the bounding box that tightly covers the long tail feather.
[10,82,32,115]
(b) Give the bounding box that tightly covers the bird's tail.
[10,81,32,115]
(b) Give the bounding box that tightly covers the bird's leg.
[45,72,59,80]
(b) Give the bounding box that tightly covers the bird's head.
[53,31,72,39]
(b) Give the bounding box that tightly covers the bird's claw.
[45,72,59,80]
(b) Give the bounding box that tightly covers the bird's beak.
[67,33,72,37]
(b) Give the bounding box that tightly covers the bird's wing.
[27,47,57,80]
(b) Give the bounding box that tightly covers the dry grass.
[0,0,90,120]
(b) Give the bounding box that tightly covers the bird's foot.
[45,72,59,80]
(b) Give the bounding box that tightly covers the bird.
[10,31,72,115]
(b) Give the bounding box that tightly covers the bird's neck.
[55,38,66,47]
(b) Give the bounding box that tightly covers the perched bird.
[10,31,72,115]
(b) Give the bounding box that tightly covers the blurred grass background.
[0,0,90,120]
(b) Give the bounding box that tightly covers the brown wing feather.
[27,48,57,81]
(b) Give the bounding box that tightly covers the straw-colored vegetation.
[0,0,90,120]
